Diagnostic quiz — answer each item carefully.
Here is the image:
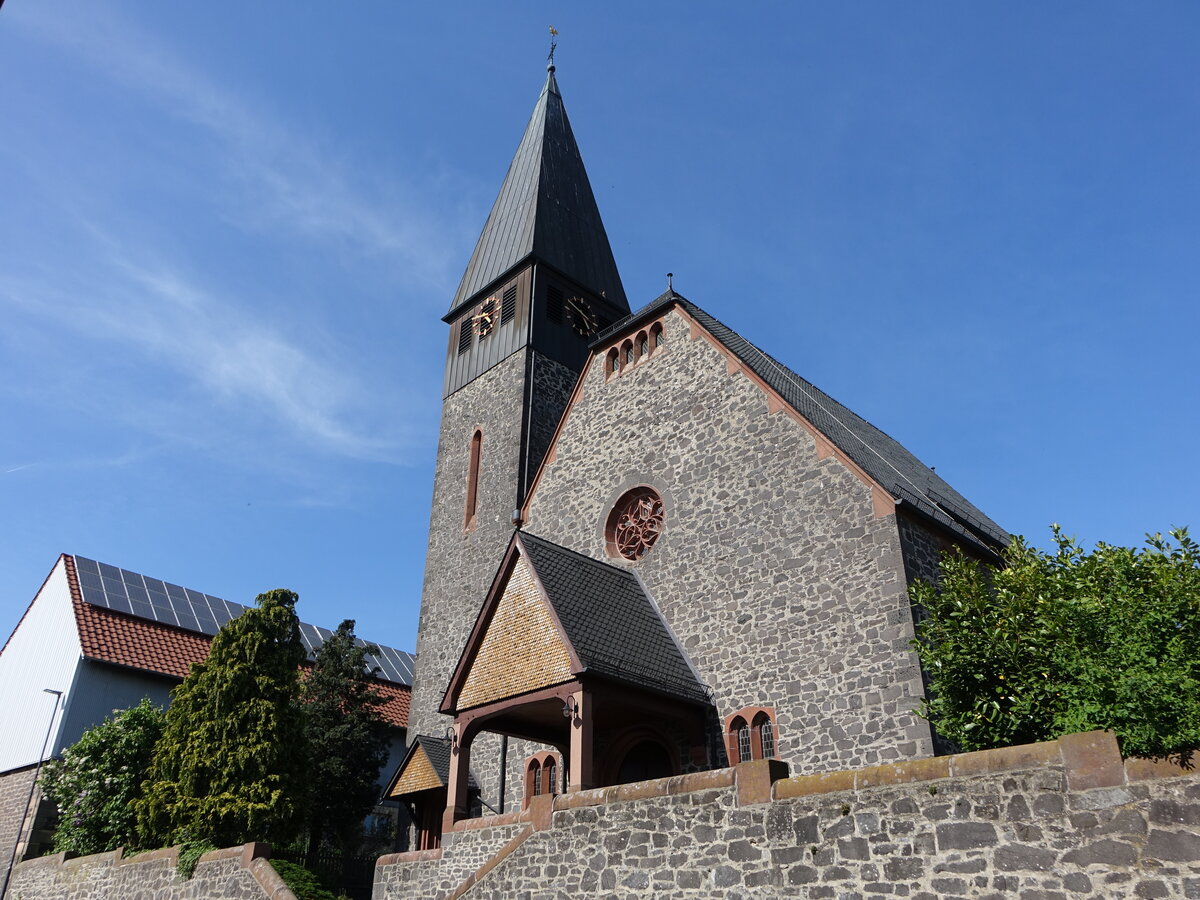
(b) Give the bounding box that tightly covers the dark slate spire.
[448,66,628,315]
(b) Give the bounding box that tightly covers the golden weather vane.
[548,25,558,67]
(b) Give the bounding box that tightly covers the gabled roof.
[58,555,412,728]
[446,66,628,318]
[517,533,708,703]
[383,734,478,799]
[591,293,1010,553]
[442,531,708,713]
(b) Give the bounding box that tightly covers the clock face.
[567,296,597,337]
[473,297,498,337]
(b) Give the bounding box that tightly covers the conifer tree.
[302,619,390,858]
[136,589,308,849]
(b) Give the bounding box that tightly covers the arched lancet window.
[529,759,542,797]
[606,348,620,378]
[464,429,482,528]
[637,330,649,359]
[755,712,776,759]
[543,758,557,796]
[622,340,634,367]
[651,322,664,350]
[726,707,779,766]
[735,719,751,764]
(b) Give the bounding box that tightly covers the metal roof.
[595,293,1010,553]
[518,532,709,704]
[447,67,628,318]
[71,555,416,686]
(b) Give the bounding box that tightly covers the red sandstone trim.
[772,731,1128,801]
[675,305,897,519]
[450,809,524,832]
[376,848,443,866]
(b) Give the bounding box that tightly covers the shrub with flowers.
[40,698,165,855]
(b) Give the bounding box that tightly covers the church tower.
[406,64,630,799]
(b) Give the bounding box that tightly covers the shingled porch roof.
[441,530,708,715]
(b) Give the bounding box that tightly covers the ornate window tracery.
[605,487,665,561]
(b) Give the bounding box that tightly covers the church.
[384,62,1008,853]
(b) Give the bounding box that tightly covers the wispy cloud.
[12,6,460,289]
[2,6,453,473]
[0,255,407,462]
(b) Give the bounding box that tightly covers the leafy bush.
[912,526,1200,760]
[39,698,165,855]
[270,859,338,900]
[176,834,217,879]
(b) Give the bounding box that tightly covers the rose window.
[606,487,665,561]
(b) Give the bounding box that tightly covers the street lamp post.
[0,688,63,900]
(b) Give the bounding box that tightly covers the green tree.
[39,699,165,855]
[136,589,308,849]
[301,619,391,859]
[912,526,1200,759]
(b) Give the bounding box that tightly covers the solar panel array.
[71,556,415,686]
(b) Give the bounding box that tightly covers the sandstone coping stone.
[736,758,791,806]
[1060,730,1124,791]
[1126,755,1199,782]
[376,848,443,866]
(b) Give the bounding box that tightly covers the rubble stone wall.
[8,842,295,900]
[525,307,932,774]
[0,765,38,881]
[374,731,1200,900]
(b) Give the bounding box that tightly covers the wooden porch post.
[567,687,594,792]
[442,720,472,831]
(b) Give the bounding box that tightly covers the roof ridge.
[518,530,632,576]
[678,301,1009,549]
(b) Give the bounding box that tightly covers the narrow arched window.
[756,713,776,759]
[607,348,620,379]
[464,429,482,528]
[623,340,634,366]
[532,760,543,796]
[637,331,649,359]
[651,322,664,350]
[734,718,751,764]
[543,759,557,795]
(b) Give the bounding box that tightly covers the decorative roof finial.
[548,25,558,71]
[667,272,674,292]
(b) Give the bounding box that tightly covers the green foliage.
[39,699,165,855]
[270,860,339,900]
[176,834,216,879]
[912,526,1200,759]
[136,589,309,849]
[301,619,391,856]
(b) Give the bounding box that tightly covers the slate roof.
[60,555,412,728]
[384,735,478,798]
[518,532,708,704]
[446,67,628,318]
[595,293,1010,553]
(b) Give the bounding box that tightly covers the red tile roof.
[62,556,410,727]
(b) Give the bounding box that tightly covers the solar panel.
[70,555,415,685]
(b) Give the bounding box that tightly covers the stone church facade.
[388,63,1008,853]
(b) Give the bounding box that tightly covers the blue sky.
[2,3,1197,654]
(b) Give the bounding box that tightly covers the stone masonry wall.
[524,307,931,774]
[409,348,570,815]
[375,819,525,899]
[374,731,1200,900]
[0,765,37,882]
[8,842,296,900]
